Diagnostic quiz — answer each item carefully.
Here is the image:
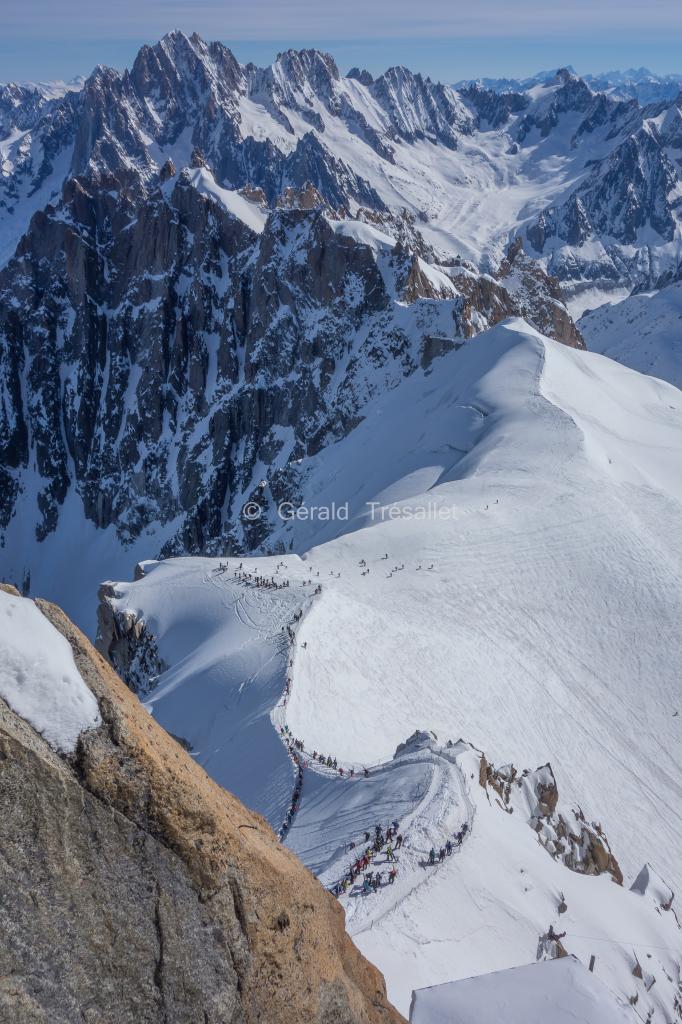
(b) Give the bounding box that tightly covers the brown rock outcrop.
[480,753,623,886]
[0,590,404,1024]
[497,239,584,349]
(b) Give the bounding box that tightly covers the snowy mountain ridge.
[455,66,682,104]
[3,33,682,289]
[96,319,682,1019]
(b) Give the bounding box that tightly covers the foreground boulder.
[0,586,404,1024]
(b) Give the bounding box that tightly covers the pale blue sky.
[2,0,682,83]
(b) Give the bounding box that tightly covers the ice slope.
[580,281,682,390]
[98,549,682,1020]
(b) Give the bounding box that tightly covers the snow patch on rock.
[0,589,100,752]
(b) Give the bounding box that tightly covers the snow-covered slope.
[280,323,682,886]
[349,742,680,1018]
[580,281,682,389]
[410,956,638,1024]
[0,587,100,751]
[99,320,682,1018]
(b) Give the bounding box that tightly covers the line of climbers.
[278,725,372,779]
[278,739,305,841]
[310,748,370,778]
[332,821,403,897]
[425,822,469,866]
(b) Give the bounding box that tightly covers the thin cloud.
[4,0,682,41]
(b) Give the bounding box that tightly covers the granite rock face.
[0,586,405,1024]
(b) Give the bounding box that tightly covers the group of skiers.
[426,822,469,866]
[332,821,402,897]
[227,563,292,589]
[216,549,448,597]
[243,571,290,589]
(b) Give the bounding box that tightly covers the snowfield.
[580,279,682,390]
[0,589,100,752]
[349,743,680,1017]
[103,319,682,1018]
[410,956,638,1024]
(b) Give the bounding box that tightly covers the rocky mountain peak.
[277,181,332,211]
[554,66,580,86]
[274,48,341,92]
[347,67,374,87]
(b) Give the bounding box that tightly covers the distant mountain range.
[454,66,682,103]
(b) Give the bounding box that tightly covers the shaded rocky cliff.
[0,166,580,562]
[0,584,404,1024]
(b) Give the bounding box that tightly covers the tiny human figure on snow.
[438,847,446,862]
[396,834,403,849]
[389,867,397,884]
[428,848,436,865]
